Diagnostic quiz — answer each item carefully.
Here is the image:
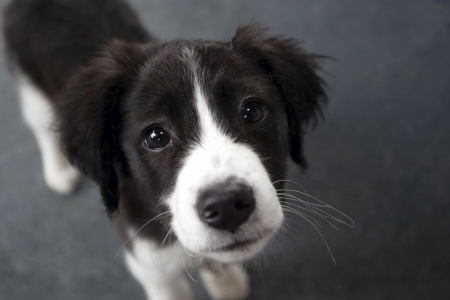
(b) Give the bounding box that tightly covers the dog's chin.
[188,233,274,263]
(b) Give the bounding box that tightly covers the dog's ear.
[231,24,327,169]
[57,40,148,214]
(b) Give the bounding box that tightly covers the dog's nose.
[197,182,255,233]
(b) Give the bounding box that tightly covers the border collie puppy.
[4,0,326,299]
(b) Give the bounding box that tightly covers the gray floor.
[1,0,450,299]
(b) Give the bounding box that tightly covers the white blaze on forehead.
[182,46,232,164]
[182,47,222,137]
[195,78,218,141]
[194,70,229,155]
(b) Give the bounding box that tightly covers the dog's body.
[4,0,326,299]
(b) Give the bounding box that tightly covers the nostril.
[235,199,251,210]
[203,206,219,220]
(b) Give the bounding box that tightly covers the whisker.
[274,179,353,220]
[279,194,330,207]
[279,194,330,214]
[272,179,353,265]
[282,206,337,265]
[181,244,201,258]
[270,233,286,261]
[282,215,304,233]
[268,241,278,265]
[281,206,322,227]
[279,196,343,229]
[179,243,199,283]
[114,211,172,259]
[310,222,337,265]
[282,202,338,230]
[278,193,340,217]
[276,189,354,228]
[280,195,353,229]
[274,179,312,204]
[278,225,295,251]
[176,241,200,283]
[160,228,174,249]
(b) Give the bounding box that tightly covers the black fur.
[3,0,151,96]
[231,24,327,168]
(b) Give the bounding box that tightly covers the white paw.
[144,277,192,300]
[165,277,192,300]
[44,165,80,195]
[200,263,250,300]
[124,251,192,300]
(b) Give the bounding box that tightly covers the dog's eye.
[145,128,171,150]
[242,100,266,124]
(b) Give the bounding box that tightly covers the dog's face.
[58,25,326,262]
[119,44,289,261]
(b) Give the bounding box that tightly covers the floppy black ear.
[57,40,148,214]
[231,24,327,169]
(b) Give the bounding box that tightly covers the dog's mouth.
[209,237,261,252]
[188,229,278,262]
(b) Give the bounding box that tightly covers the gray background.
[1,0,449,299]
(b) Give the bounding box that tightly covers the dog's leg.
[18,76,80,194]
[124,240,192,300]
[200,261,250,300]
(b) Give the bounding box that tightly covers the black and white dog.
[4,0,326,299]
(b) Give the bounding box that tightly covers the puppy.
[3,0,326,299]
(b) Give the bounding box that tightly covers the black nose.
[197,182,255,233]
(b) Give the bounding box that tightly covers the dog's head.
[58,24,326,262]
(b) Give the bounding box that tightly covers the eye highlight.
[242,100,266,124]
[144,127,171,150]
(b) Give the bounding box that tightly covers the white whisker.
[160,228,174,249]
[279,197,341,230]
[114,211,171,259]
[178,242,199,283]
[276,189,354,228]
[272,179,355,265]
[281,205,322,227]
[281,206,337,265]
[282,202,338,230]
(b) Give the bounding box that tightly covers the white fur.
[18,75,80,194]
[166,49,284,262]
[125,237,192,300]
[200,263,250,300]
[125,235,250,300]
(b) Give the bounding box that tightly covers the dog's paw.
[44,165,80,195]
[200,263,250,300]
[147,277,192,300]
